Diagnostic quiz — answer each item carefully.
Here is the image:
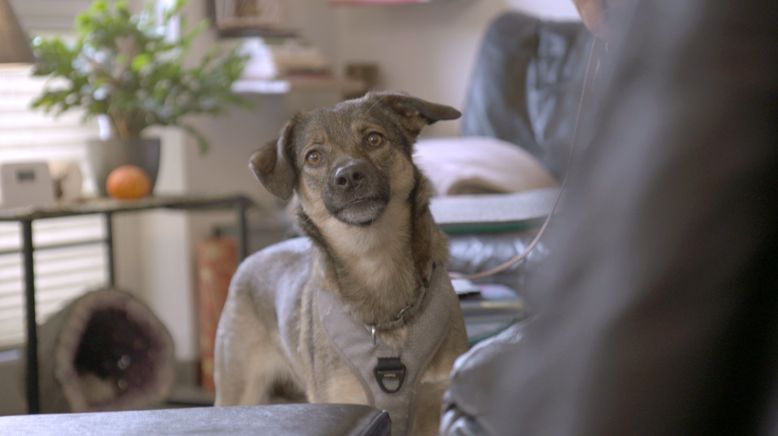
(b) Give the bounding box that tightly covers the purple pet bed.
[36,288,175,413]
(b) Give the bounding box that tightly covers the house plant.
[30,0,249,195]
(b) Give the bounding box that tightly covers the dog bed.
[36,288,175,412]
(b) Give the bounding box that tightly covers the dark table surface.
[0,404,391,436]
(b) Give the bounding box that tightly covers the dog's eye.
[305,150,323,166]
[365,132,385,148]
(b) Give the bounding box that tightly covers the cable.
[449,37,604,281]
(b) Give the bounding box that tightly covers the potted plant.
[30,0,249,195]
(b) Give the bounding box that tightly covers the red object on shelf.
[196,236,238,392]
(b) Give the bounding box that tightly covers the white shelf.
[232,77,364,95]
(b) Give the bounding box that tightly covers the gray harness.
[316,264,456,436]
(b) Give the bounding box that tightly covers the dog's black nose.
[333,161,368,191]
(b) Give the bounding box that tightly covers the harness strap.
[317,264,454,436]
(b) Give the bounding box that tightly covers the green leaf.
[131,53,152,72]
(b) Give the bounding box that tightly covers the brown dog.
[215,92,468,436]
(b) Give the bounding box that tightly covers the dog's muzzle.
[324,159,389,226]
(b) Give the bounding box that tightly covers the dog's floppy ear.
[367,91,461,136]
[249,120,297,200]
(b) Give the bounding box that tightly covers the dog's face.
[250,92,460,226]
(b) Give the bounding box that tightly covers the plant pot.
[87,137,161,197]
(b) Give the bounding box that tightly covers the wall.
[329,0,579,136]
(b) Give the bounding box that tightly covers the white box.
[0,161,56,209]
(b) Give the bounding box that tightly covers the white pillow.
[414,137,558,196]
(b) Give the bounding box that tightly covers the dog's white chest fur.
[312,197,420,320]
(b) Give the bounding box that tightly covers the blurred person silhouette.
[440,0,778,435]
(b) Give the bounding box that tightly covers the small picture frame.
[208,0,295,38]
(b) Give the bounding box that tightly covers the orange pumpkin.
[106,165,152,200]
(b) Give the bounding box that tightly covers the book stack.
[238,37,332,82]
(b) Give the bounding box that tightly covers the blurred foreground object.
[441,0,778,434]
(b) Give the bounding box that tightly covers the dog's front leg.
[214,286,278,405]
